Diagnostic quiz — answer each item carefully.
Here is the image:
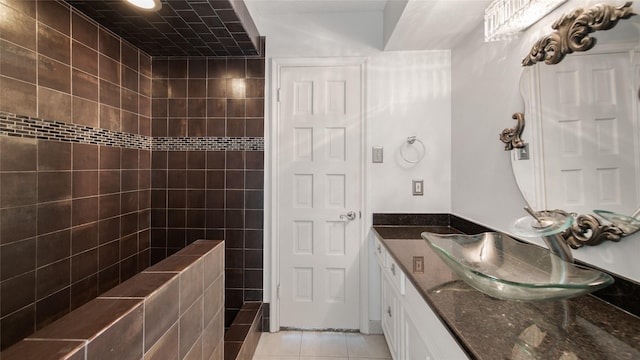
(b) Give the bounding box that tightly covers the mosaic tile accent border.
[0,111,264,151]
[152,137,264,151]
[0,111,151,150]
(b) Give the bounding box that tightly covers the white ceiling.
[244,0,492,50]
[384,0,491,50]
[244,0,388,14]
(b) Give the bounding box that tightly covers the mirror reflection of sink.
[421,231,614,302]
[593,210,640,236]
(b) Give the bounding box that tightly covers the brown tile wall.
[151,57,264,328]
[224,302,263,360]
[0,0,152,349]
[0,0,265,349]
[1,240,224,360]
[0,0,152,134]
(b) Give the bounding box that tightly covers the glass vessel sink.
[421,232,614,301]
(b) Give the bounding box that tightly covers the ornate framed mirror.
[500,2,640,248]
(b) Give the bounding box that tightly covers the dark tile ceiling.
[64,0,261,57]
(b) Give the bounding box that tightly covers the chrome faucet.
[524,207,574,263]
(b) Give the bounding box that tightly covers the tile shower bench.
[373,213,640,359]
[1,240,224,360]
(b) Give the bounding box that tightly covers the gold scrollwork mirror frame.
[499,2,638,249]
[499,112,526,150]
[522,2,635,66]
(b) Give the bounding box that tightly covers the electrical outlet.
[372,147,383,163]
[412,180,423,196]
[517,144,530,160]
[413,256,424,273]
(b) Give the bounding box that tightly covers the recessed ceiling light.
[125,0,162,11]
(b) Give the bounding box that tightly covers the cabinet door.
[403,309,433,360]
[381,275,399,359]
[404,277,468,359]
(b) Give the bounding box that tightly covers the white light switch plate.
[372,146,383,163]
[412,180,423,196]
[517,144,530,160]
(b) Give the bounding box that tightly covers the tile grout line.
[253,331,391,360]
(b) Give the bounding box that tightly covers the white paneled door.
[540,52,639,216]
[277,63,362,330]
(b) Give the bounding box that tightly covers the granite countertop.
[373,225,640,360]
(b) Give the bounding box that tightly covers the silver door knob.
[340,211,357,221]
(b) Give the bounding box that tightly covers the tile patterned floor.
[252,331,392,360]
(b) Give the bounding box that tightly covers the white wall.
[246,4,453,331]
[451,0,640,283]
[368,50,451,213]
[366,50,451,327]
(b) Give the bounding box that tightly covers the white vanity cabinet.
[374,235,467,360]
[402,310,432,360]
[381,272,400,356]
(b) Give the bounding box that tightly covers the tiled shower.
[0,0,264,350]
[150,56,265,328]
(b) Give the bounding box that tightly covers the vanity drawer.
[375,235,405,295]
[374,235,386,266]
[385,251,406,295]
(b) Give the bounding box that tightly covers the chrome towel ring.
[400,136,425,164]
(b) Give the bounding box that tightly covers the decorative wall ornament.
[522,2,635,66]
[500,112,527,150]
[554,210,625,249]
